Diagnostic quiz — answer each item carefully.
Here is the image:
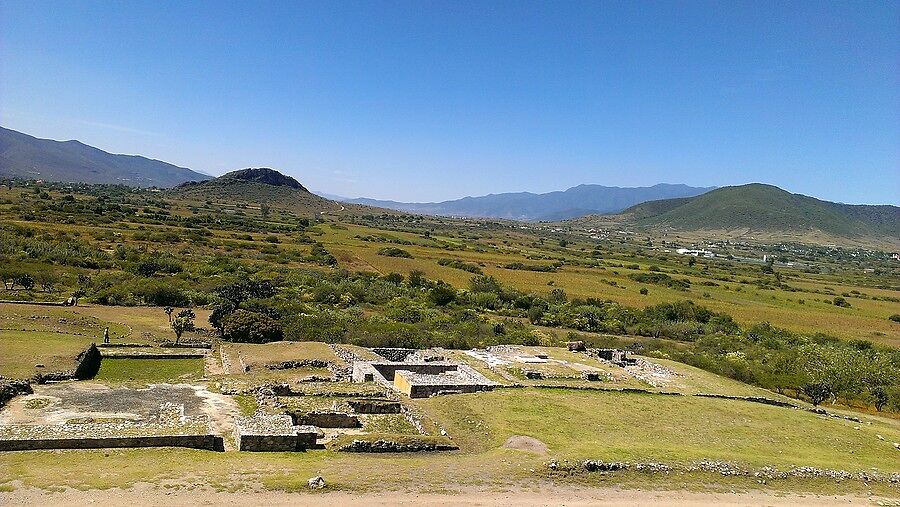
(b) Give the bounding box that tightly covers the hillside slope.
[573,184,899,246]
[171,168,381,216]
[0,127,210,187]
[340,183,713,221]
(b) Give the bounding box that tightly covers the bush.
[222,310,284,343]
[377,247,413,258]
[889,314,900,323]
[133,281,192,307]
[833,296,851,308]
[437,258,482,274]
[428,283,456,306]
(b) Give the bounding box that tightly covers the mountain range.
[2,127,896,247]
[330,183,715,221]
[0,127,210,187]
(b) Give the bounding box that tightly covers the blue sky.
[1,1,897,204]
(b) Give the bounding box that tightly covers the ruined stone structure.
[234,415,317,451]
[352,360,497,398]
[594,348,637,366]
[371,348,417,362]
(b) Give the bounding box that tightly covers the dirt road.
[1,483,894,506]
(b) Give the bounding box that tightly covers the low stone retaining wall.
[348,399,401,414]
[0,434,220,452]
[100,352,206,359]
[547,459,900,485]
[338,438,458,453]
[694,393,796,408]
[292,411,360,428]
[266,359,331,370]
[0,300,67,306]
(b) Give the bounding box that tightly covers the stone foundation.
[0,434,219,452]
[234,415,317,451]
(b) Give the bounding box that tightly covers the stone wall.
[371,348,417,362]
[73,343,102,379]
[0,377,32,409]
[347,399,401,414]
[233,415,318,451]
[0,434,219,452]
[292,411,360,428]
[371,362,457,381]
[338,438,458,453]
[33,343,102,384]
[694,393,796,408]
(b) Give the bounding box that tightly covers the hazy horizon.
[1,1,897,204]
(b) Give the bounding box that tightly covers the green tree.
[428,283,456,306]
[171,313,195,345]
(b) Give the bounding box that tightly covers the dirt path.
[1,483,893,506]
[190,385,240,451]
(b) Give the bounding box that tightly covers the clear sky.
[1,1,897,204]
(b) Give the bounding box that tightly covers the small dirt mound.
[502,435,548,454]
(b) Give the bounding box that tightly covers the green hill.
[170,167,380,216]
[618,183,899,242]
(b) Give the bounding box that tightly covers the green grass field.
[418,388,900,472]
[0,330,93,379]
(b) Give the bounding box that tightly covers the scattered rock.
[307,476,326,490]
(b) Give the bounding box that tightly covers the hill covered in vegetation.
[172,167,381,216]
[574,184,899,245]
[0,127,210,188]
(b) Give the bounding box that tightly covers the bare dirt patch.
[0,483,889,506]
[502,435,548,454]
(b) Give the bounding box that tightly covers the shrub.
[133,281,192,307]
[377,247,413,258]
[427,283,456,306]
[222,310,283,343]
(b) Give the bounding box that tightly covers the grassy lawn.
[0,330,93,379]
[223,341,345,368]
[94,358,204,384]
[417,388,900,472]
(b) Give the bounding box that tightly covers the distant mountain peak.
[219,168,308,191]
